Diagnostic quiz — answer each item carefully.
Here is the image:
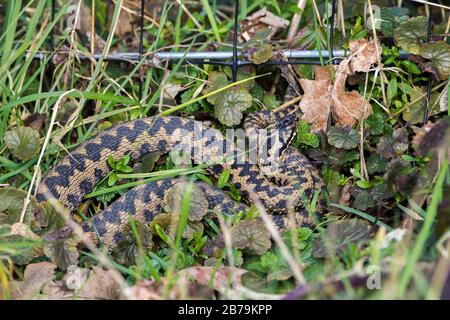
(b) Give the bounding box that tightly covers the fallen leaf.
[63,266,122,300]
[115,9,132,37]
[299,66,333,132]
[23,113,47,132]
[330,39,377,127]
[240,7,289,41]
[65,3,91,33]
[121,266,247,300]
[11,262,57,299]
[299,40,377,131]
[231,219,271,255]
[163,82,184,101]
[348,38,381,73]
[39,265,123,300]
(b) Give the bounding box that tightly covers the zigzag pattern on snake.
[36,106,325,248]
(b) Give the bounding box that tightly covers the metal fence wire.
[47,0,436,125]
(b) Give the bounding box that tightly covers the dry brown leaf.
[163,83,184,101]
[299,39,378,131]
[121,266,247,300]
[63,266,122,299]
[115,10,133,37]
[298,66,333,132]
[66,3,91,33]
[348,38,381,73]
[330,39,378,127]
[178,266,247,290]
[331,78,372,127]
[23,113,47,132]
[39,266,123,300]
[411,122,435,148]
[10,262,57,299]
[240,7,289,41]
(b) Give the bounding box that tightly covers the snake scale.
[36,105,324,248]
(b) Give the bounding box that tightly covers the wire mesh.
[47,0,436,124]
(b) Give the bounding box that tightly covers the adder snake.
[36,105,324,248]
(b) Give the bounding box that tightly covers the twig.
[287,0,307,42]
[253,199,306,285]
[19,89,76,224]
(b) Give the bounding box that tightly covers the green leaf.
[394,16,428,54]
[162,181,208,222]
[107,155,116,169]
[350,17,367,41]
[153,222,174,246]
[108,172,118,187]
[367,154,389,174]
[378,8,397,37]
[364,113,385,135]
[355,180,373,189]
[218,169,230,189]
[241,29,274,64]
[231,219,271,255]
[296,120,320,148]
[402,86,426,124]
[377,128,409,158]
[0,187,37,225]
[312,219,371,258]
[4,127,41,161]
[387,77,398,102]
[401,60,422,75]
[215,87,253,126]
[420,41,450,80]
[327,126,359,149]
[202,71,229,105]
[353,189,375,211]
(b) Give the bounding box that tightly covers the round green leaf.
[0,187,37,225]
[4,126,41,161]
[163,181,208,222]
[202,71,229,105]
[394,16,428,54]
[215,87,253,126]
[231,219,271,255]
[420,41,450,80]
[327,126,359,149]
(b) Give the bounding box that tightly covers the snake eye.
[278,114,298,130]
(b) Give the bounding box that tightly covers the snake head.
[273,113,298,154]
[259,113,299,176]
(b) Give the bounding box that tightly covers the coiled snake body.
[36,106,324,248]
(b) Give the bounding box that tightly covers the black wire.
[231,0,239,82]
[326,0,337,133]
[138,0,145,100]
[329,0,336,62]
